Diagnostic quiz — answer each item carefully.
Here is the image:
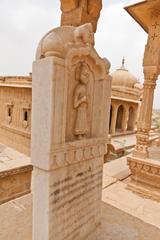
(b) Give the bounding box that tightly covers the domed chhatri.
[112,58,138,88]
[109,58,143,136]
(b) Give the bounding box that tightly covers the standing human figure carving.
[74,62,89,139]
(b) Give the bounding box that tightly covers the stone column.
[32,24,111,240]
[122,105,129,132]
[133,67,157,158]
[110,104,118,135]
[132,107,138,131]
[60,0,102,32]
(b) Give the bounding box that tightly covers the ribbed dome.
[111,59,138,88]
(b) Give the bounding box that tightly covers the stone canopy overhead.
[125,0,160,33]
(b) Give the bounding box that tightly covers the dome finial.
[121,57,126,70]
[122,57,125,66]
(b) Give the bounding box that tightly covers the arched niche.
[65,47,111,141]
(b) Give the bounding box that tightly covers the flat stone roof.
[0,76,32,88]
[0,143,31,173]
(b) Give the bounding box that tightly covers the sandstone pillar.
[110,104,118,135]
[32,24,111,240]
[133,67,157,158]
[60,0,102,32]
[131,107,138,131]
[122,105,129,132]
[125,0,160,201]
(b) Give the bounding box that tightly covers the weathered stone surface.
[60,0,78,12]
[125,1,160,201]
[0,194,32,240]
[0,165,32,205]
[127,156,160,201]
[0,143,32,204]
[32,23,111,240]
[102,181,160,231]
[101,202,160,240]
[0,77,31,156]
[104,155,131,180]
[60,0,102,32]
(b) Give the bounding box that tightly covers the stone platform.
[0,143,32,204]
[128,145,160,202]
[102,156,160,239]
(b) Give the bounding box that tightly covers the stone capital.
[143,66,158,81]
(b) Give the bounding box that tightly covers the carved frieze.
[0,165,33,179]
[50,138,107,170]
[128,156,160,201]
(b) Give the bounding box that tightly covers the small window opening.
[24,111,28,121]
[8,108,11,117]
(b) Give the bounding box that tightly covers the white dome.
[111,60,138,88]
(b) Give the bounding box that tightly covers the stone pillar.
[60,0,102,32]
[32,24,111,240]
[131,107,138,131]
[133,67,157,158]
[110,104,118,135]
[122,105,129,132]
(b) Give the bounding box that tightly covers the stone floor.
[0,194,32,240]
[101,156,160,239]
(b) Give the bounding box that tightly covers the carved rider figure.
[74,62,89,139]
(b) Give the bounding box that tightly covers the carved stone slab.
[32,23,111,240]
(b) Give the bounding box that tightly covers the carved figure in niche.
[74,62,89,139]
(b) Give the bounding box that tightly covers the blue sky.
[0,0,159,108]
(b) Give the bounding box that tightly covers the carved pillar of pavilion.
[133,9,160,158]
[125,1,160,201]
[110,104,118,135]
[122,105,129,132]
[133,67,157,158]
